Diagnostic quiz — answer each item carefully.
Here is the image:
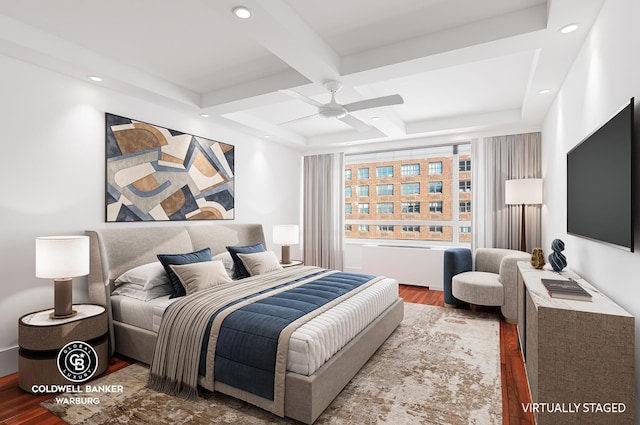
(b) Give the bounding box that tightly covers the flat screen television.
[567,98,634,251]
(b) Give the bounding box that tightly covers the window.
[358,185,369,196]
[401,163,420,176]
[345,224,352,231]
[459,180,471,192]
[401,202,420,213]
[428,161,443,174]
[377,184,394,196]
[345,144,471,244]
[345,169,352,180]
[376,202,394,214]
[459,226,471,233]
[429,181,443,193]
[345,204,352,214]
[402,225,421,232]
[359,225,369,231]
[401,183,420,195]
[345,186,352,198]
[429,201,443,213]
[376,166,393,178]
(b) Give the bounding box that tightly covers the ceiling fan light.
[318,105,347,119]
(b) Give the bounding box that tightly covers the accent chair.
[443,247,530,323]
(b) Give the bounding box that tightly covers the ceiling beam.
[340,5,547,86]
[405,109,523,135]
[0,13,201,108]
[201,0,340,84]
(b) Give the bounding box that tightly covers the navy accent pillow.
[157,248,212,298]
[226,243,265,280]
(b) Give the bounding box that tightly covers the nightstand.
[18,304,108,393]
[281,260,303,268]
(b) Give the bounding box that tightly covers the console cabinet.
[517,262,634,425]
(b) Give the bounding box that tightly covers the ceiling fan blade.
[343,94,404,113]
[279,113,318,125]
[339,114,371,132]
[279,89,323,107]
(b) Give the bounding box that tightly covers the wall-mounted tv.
[567,98,634,251]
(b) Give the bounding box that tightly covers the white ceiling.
[0,0,605,151]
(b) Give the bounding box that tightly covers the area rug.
[42,303,501,424]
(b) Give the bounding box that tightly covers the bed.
[86,223,404,424]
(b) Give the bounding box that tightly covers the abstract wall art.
[105,113,234,222]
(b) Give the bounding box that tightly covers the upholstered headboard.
[86,223,266,353]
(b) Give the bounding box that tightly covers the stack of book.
[541,278,592,301]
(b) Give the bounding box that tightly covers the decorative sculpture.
[531,248,545,269]
[548,239,567,272]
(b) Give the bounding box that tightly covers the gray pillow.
[157,247,212,298]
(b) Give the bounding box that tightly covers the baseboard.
[0,345,19,377]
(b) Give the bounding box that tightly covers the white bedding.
[112,276,398,376]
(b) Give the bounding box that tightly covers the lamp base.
[281,245,291,265]
[520,203,527,253]
[50,310,77,320]
[51,278,75,320]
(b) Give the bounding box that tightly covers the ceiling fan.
[280,81,403,132]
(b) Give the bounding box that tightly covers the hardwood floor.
[1,285,534,425]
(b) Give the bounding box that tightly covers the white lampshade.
[505,179,544,205]
[273,225,299,245]
[36,236,90,279]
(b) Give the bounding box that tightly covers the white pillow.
[169,260,232,295]
[112,283,172,301]
[114,262,170,290]
[212,251,235,279]
[237,251,283,276]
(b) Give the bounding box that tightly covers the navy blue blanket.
[202,271,375,401]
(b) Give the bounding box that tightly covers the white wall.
[0,54,302,376]
[541,0,640,419]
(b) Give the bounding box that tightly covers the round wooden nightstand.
[18,304,108,393]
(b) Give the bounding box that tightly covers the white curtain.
[472,132,542,252]
[303,153,344,270]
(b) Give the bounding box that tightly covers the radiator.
[360,245,444,288]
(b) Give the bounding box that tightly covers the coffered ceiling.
[0,0,605,150]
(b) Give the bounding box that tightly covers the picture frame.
[105,113,234,222]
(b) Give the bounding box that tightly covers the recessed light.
[560,24,578,34]
[88,75,103,82]
[538,89,551,95]
[456,129,465,133]
[371,117,381,122]
[200,113,209,118]
[264,135,271,139]
[233,6,252,19]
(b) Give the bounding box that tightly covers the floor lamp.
[505,179,543,253]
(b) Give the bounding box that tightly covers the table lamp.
[36,235,90,319]
[273,225,299,264]
[505,179,543,252]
